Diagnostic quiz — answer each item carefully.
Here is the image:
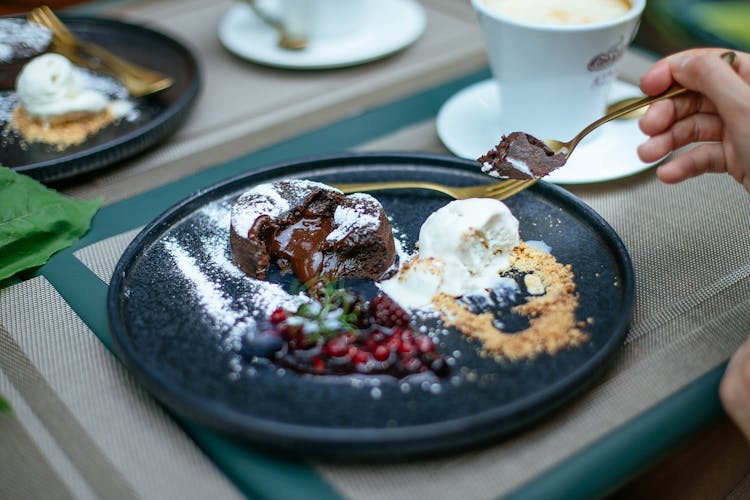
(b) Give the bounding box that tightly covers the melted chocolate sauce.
[268,215,333,284]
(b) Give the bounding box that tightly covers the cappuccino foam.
[482,0,631,25]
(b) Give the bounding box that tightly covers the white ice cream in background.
[380,198,520,309]
[16,53,131,122]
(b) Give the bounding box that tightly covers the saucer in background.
[218,0,426,70]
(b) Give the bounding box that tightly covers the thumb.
[668,52,750,125]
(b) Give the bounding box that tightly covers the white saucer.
[436,79,655,184]
[218,0,426,70]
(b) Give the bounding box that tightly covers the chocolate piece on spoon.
[477,132,567,179]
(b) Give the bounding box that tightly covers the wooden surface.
[610,414,750,499]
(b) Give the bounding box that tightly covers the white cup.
[249,0,364,47]
[470,0,645,141]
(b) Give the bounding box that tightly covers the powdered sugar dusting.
[285,178,342,196]
[231,183,289,237]
[326,193,380,243]
[0,19,51,63]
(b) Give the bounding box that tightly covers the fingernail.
[668,53,692,70]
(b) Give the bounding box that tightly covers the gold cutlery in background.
[28,6,174,97]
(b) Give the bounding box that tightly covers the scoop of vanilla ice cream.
[16,53,109,120]
[380,198,520,308]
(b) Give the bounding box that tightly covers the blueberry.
[241,329,283,359]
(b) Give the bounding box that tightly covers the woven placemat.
[0,278,243,500]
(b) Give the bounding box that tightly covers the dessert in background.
[230,179,396,285]
[478,132,567,179]
[9,53,133,149]
[0,19,52,89]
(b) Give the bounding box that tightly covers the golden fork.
[332,179,537,200]
[28,6,173,97]
[544,51,737,158]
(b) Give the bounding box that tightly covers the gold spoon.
[606,96,648,120]
[544,51,737,158]
[244,0,307,50]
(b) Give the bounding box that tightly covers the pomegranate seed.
[373,345,390,361]
[278,325,295,340]
[415,336,434,353]
[398,341,416,357]
[270,308,287,324]
[352,350,369,365]
[386,334,402,351]
[325,338,349,357]
[312,357,325,372]
[400,330,414,343]
[369,295,410,327]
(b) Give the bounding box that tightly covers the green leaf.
[0,167,102,282]
[0,394,11,414]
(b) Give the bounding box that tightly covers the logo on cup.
[587,36,626,72]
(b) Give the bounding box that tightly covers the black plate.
[0,15,200,182]
[108,153,634,459]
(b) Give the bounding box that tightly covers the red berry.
[352,350,369,365]
[415,336,434,353]
[373,345,390,362]
[398,341,416,357]
[369,295,411,328]
[386,333,402,351]
[312,357,325,372]
[400,329,414,343]
[270,308,287,324]
[324,338,349,357]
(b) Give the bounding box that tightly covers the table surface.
[2,1,750,499]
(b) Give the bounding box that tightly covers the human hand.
[637,48,750,192]
[720,335,750,441]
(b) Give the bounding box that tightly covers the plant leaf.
[0,394,11,414]
[0,167,101,281]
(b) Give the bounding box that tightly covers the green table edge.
[32,65,727,499]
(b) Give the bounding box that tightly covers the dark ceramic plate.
[108,153,634,459]
[0,15,200,182]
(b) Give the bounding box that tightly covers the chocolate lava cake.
[0,19,52,89]
[478,132,567,179]
[230,179,396,284]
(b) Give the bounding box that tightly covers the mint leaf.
[0,167,102,281]
[0,394,10,414]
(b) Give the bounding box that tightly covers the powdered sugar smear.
[164,238,241,328]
